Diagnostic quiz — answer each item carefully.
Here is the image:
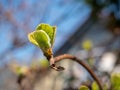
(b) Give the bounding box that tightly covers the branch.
[52,54,103,90]
[18,54,103,90]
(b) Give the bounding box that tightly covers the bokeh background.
[0,0,120,90]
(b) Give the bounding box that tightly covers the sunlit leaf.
[28,30,51,54]
[111,73,120,90]
[28,32,39,46]
[36,23,56,47]
[79,85,90,90]
[92,81,99,90]
[34,30,51,49]
[28,23,57,58]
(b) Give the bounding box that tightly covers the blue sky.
[0,0,91,66]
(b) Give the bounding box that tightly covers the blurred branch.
[18,54,103,90]
[18,66,50,90]
[0,2,31,60]
[53,54,103,90]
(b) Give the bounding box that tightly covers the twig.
[18,54,103,90]
[52,54,103,90]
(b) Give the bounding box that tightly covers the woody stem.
[53,54,103,90]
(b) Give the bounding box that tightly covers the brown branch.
[18,54,103,90]
[53,54,103,90]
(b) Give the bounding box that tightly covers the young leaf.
[36,23,56,47]
[33,30,51,49]
[79,85,90,90]
[28,30,52,56]
[92,81,99,90]
[28,32,39,47]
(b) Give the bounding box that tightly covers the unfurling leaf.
[28,23,65,71]
[28,23,56,57]
[28,32,39,47]
[36,23,56,47]
[33,30,51,50]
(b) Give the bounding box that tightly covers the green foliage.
[92,81,99,90]
[111,73,120,90]
[35,31,50,49]
[36,23,56,47]
[79,85,90,90]
[28,31,39,47]
[28,23,56,57]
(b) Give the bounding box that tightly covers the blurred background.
[0,0,120,90]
